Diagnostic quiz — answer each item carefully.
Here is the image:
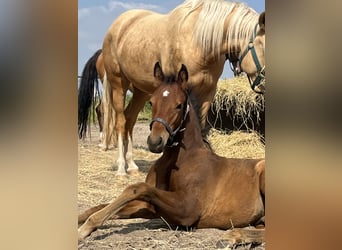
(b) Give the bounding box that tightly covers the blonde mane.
[176,0,259,57]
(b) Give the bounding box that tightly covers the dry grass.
[78,123,160,209]
[208,129,265,159]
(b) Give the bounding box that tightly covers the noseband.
[149,96,190,147]
[239,24,265,93]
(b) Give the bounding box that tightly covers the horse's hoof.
[100,146,109,151]
[127,169,140,176]
[115,172,129,179]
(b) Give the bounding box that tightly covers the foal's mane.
[186,88,203,126]
[173,0,259,57]
[186,87,213,149]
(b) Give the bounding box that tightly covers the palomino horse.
[99,0,265,176]
[78,49,117,148]
[78,62,265,240]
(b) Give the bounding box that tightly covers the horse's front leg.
[78,182,200,240]
[78,203,108,225]
[199,99,214,137]
[124,89,150,174]
[194,86,217,137]
[109,76,129,176]
[78,186,138,239]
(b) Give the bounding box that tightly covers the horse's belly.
[198,195,264,229]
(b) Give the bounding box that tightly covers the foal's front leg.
[78,182,199,240]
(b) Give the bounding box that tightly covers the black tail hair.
[78,49,102,139]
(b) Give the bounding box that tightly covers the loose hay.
[208,129,265,159]
[78,123,160,209]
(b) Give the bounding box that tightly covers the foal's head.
[147,62,189,153]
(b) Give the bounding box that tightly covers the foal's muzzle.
[147,134,165,153]
[147,117,174,153]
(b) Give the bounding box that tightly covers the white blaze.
[163,90,170,97]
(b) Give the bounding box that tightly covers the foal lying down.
[78,62,265,240]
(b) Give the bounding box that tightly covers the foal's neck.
[159,104,208,176]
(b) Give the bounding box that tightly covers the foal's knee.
[123,182,151,199]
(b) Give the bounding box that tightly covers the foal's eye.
[176,103,183,110]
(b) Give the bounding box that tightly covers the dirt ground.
[78,123,265,249]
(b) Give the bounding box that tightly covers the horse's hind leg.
[124,88,150,174]
[107,74,129,175]
[102,73,116,150]
[95,100,105,146]
[255,159,265,226]
[255,159,265,201]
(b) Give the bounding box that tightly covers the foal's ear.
[177,64,188,88]
[259,12,265,31]
[154,61,164,81]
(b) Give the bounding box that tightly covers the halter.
[239,24,265,93]
[149,96,190,147]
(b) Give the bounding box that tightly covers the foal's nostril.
[147,135,164,153]
[147,135,162,146]
[156,137,162,145]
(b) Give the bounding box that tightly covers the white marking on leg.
[116,134,127,175]
[126,135,139,173]
[98,132,105,148]
[163,90,170,97]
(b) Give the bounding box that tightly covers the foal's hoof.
[78,228,90,242]
[78,237,86,245]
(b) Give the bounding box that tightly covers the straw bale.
[207,76,265,136]
[214,76,265,117]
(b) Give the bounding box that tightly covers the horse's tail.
[78,49,102,139]
[102,73,117,149]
